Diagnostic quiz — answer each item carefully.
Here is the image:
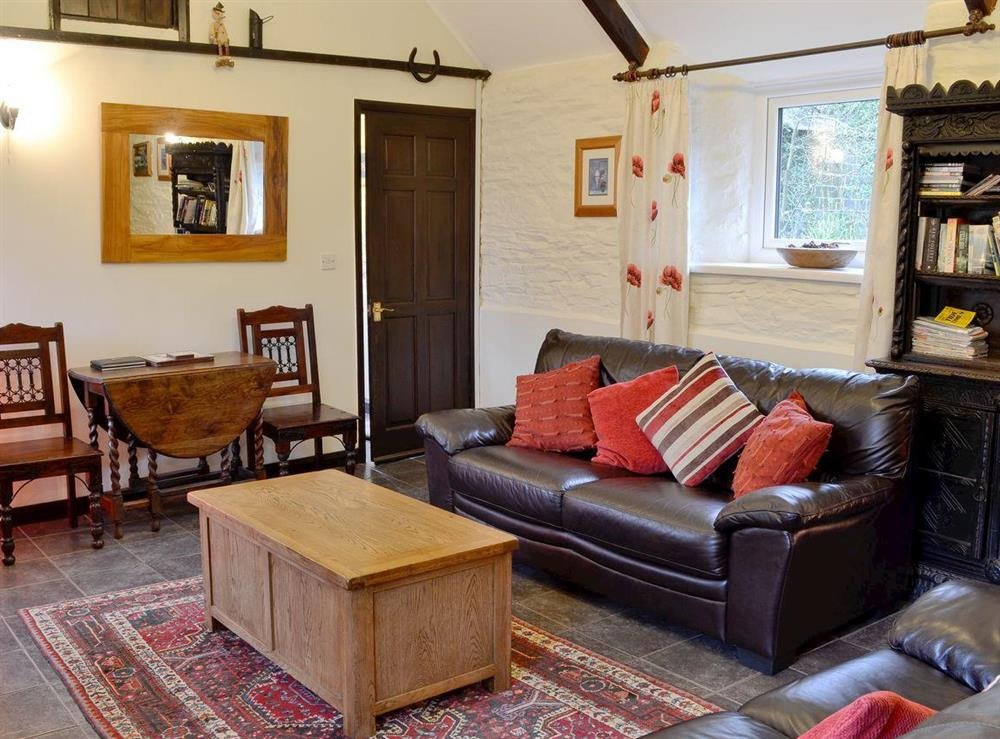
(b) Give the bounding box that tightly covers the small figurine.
[209,2,234,68]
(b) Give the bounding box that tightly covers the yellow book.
[934,306,977,329]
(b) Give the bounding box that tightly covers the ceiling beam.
[966,0,998,18]
[581,0,649,66]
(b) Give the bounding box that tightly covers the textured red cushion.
[507,355,602,453]
[800,691,936,739]
[637,353,763,487]
[731,390,833,498]
[588,365,680,473]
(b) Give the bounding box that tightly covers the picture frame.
[574,135,620,217]
[132,141,151,177]
[155,136,172,181]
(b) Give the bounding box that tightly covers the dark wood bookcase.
[168,142,232,234]
[868,80,1000,592]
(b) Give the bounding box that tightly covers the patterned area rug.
[22,578,717,738]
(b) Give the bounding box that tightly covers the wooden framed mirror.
[101,103,288,263]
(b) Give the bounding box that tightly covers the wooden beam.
[581,0,648,66]
[0,25,492,81]
[966,0,998,18]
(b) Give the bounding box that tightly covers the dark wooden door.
[360,102,475,460]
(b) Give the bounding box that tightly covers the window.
[52,0,184,31]
[759,88,879,257]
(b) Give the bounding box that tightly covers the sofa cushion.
[533,329,919,480]
[448,446,634,527]
[562,477,731,579]
[732,392,833,497]
[508,355,601,452]
[589,364,679,474]
[888,579,1000,692]
[741,649,974,737]
[638,353,763,487]
[904,680,1000,737]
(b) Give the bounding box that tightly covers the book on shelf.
[142,352,214,367]
[911,315,989,360]
[966,174,1000,197]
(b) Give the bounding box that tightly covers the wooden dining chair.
[237,305,359,477]
[0,323,103,565]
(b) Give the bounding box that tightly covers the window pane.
[775,99,879,242]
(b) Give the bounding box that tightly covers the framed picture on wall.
[575,135,620,217]
[155,137,172,181]
[132,141,151,177]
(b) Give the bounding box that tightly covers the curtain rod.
[613,14,995,82]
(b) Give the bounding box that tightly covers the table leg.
[1,479,14,566]
[128,436,140,492]
[276,440,291,477]
[486,553,512,693]
[254,413,266,480]
[147,450,161,532]
[88,463,105,549]
[107,412,124,539]
[86,404,99,450]
[344,426,358,476]
[343,589,376,739]
[314,437,323,470]
[220,443,233,485]
[231,436,243,479]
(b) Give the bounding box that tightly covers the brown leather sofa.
[417,329,919,673]
[646,579,1000,738]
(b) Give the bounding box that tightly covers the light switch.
[321,254,337,271]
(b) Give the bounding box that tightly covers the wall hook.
[408,47,441,83]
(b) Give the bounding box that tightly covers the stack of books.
[90,356,147,371]
[911,317,989,360]
[915,213,1000,275]
[966,174,1000,197]
[919,162,982,197]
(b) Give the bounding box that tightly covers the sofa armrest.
[415,406,515,455]
[714,475,896,533]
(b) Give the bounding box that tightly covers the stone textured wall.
[129,134,174,234]
[479,51,859,377]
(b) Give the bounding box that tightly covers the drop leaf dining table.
[68,352,277,539]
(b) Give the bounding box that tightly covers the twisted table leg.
[88,462,105,549]
[107,413,123,539]
[220,443,233,485]
[147,450,161,532]
[254,414,266,480]
[128,436,140,492]
[231,436,243,479]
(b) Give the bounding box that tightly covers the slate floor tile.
[30,530,112,557]
[151,554,203,580]
[0,685,76,739]
[792,640,869,675]
[571,608,698,658]
[0,558,65,590]
[519,584,623,627]
[119,532,200,564]
[843,616,894,651]
[645,635,758,692]
[0,647,47,694]
[3,538,47,562]
[0,618,19,653]
[0,579,83,618]
[720,667,807,704]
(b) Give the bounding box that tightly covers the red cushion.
[731,390,833,498]
[507,355,602,453]
[801,691,936,739]
[637,353,763,487]
[588,366,680,473]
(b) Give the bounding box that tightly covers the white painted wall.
[0,2,479,506]
[477,0,999,407]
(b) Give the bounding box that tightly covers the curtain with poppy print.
[618,78,689,344]
[853,46,926,369]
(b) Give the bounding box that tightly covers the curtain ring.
[680,64,689,77]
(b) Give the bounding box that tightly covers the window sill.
[690,262,864,285]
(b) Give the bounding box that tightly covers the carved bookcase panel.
[871,81,1000,590]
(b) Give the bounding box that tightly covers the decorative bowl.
[776,244,858,269]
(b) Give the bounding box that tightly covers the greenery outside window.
[761,87,879,258]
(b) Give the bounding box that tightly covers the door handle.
[371,301,396,322]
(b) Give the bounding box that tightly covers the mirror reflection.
[129,134,265,235]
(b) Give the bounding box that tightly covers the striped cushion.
[637,353,763,487]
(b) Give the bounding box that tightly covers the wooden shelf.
[175,188,217,200]
[919,195,1000,206]
[915,271,1000,288]
[869,354,1000,383]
